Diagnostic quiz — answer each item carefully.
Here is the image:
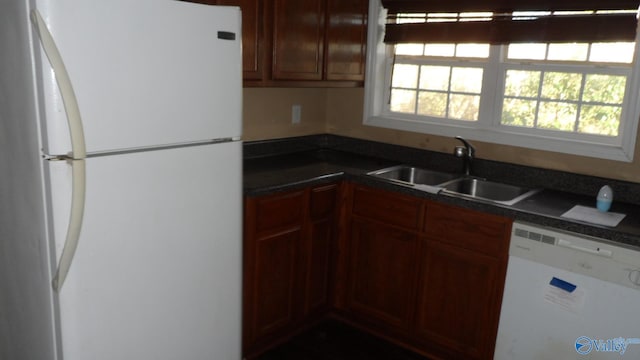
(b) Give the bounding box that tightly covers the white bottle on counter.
[596,185,613,212]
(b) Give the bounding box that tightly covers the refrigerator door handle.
[52,160,86,291]
[31,9,87,291]
[30,9,87,159]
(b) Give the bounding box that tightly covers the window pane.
[590,42,635,63]
[426,13,457,23]
[449,94,480,121]
[419,66,450,91]
[397,13,426,24]
[507,43,546,60]
[502,98,536,127]
[538,101,577,131]
[541,72,582,101]
[392,64,419,88]
[579,105,621,136]
[583,74,627,104]
[451,67,483,93]
[456,44,490,58]
[548,43,588,61]
[396,44,425,56]
[505,70,541,97]
[512,11,551,19]
[424,44,455,57]
[418,91,447,117]
[458,12,493,21]
[390,89,416,113]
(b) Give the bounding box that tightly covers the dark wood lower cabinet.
[244,182,510,360]
[251,229,301,340]
[417,240,505,359]
[417,202,511,359]
[243,190,304,353]
[303,219,331,313]
[243,183,340,358]
[342,184,510,360]
[302,185,338,316]
[347,219,419,333]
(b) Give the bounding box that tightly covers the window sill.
[364,114,636,162]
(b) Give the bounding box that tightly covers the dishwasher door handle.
[557,238,613,257]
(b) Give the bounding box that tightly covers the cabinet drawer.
[310,184,338,220]
[351,186,423,230]
[254,190,305,232]
[425,202,511,257]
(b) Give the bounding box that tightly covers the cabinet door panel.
[425,202,511,257]
[347,219,418,332]
[304,184,338,314]
[304,218,332,314]
[272,0,325,80]
[325,0,367,81]
[255,190,304,232]
[216,0,264,80]
[251,229,301,340]
[417,240,502,359]
[310,184,338,219]
[244,183,339,357]
[351,185,423,230]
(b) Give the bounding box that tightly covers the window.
[364,2,640,161]
[389,43,489,121]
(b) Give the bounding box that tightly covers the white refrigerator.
[0,1,242,359]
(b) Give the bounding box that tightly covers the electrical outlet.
[291,105,301,124]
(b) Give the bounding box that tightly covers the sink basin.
[368,165,458,186]
[441,177,540,205]
[368,166,539,206]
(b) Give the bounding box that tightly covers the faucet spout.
[454,136,475,176]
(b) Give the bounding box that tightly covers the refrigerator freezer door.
[46,142,242,360]
[34,0,241,156]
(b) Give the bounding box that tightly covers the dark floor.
[255,320,431,360]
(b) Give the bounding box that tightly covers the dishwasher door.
[494,222,640,360]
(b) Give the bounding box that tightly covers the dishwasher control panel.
[510,222,640,291]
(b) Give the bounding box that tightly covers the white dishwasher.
[494,221,640,360]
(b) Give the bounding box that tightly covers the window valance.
[382,0,640,44]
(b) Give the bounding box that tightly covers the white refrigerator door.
[34,0,241,156]
[46,142,241,360]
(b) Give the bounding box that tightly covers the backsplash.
[245,134,640,206]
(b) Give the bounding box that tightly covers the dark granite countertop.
[244,149,396,195]
[244,136,640,249]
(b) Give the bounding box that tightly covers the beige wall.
[243,87,640,183]
[242,88,327,140]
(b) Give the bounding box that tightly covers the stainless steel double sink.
[367,165,540,206]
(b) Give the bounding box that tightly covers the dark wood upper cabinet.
[214,0,264,80]
[218,0,367,86]
[325,0,368,81]
[272,0,325,81]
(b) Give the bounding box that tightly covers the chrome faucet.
[454,136,475,176]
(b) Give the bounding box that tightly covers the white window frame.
[363,1,640,162]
